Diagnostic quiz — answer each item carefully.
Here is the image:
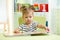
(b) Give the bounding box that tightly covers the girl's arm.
[37,24,50,33]
[37,24,46,30]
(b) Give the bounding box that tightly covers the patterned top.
[19,21,38,32]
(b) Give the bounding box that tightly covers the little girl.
[14,5,49,33]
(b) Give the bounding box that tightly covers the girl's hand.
[46,27,50,33]
[14,28,20,33]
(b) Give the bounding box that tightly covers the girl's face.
[23,12,34,24]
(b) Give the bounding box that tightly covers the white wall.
[55,9,60,35]
[0,0,7,22]
[0,0,7,33]
[49,0,60,35]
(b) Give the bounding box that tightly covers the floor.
[0,33,60,40]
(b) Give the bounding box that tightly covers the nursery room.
[0,0,60,40]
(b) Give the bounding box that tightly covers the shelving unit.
[14,0,49,28]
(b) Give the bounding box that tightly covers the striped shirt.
[19,21,38,32]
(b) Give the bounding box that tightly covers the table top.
[0,33,60,40]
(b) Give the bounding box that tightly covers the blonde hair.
[20,5,35,15]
